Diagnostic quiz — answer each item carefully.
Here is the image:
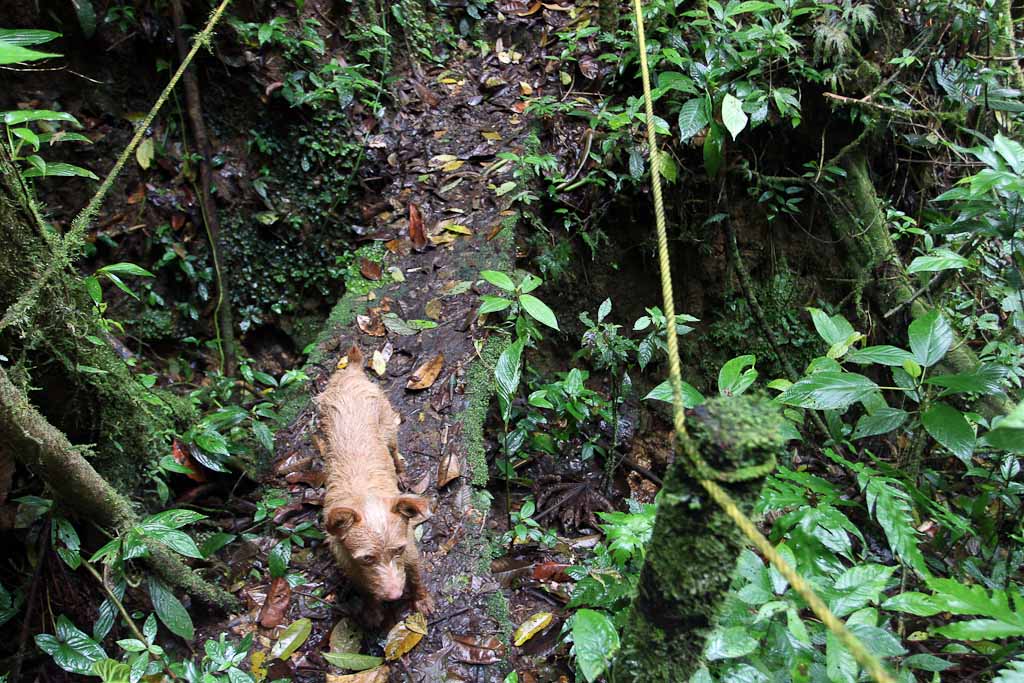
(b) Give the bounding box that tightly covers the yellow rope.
[0,0,233,334]
[629,0,896,681]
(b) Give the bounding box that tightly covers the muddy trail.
[200,18,572,682]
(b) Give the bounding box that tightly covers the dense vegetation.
[1,0,1023,681]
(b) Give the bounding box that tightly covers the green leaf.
[718,354,757,397]
[864,475,929,578]
[678,98,709,142]
[0,44,60,65]
[986,403,1024,452]
[926,364,1007,396]
[12,126,39,149]
[153,529,203,558]
[922,403,975,463]
[96,262,155,278]
[902,653,954,673]
[22,162,98,180]
[135,137,154,170]
[934,619,1024,640]
[147,577,194,640]
[845,345,914,366]
[0,29,61,47]
[907,249,970,274]
[993,657,1024,682]
[705,626,758,660]
[570,610,619,682]
[142,509,206,529]
[270,618,312,660]
[778,372,878,410]
[830,564,896,617]
[35,615,107,675]
[993,133,1024,173]
[726,0,777,15]
[480,270,515,292]
[807,307,855,346]
[495,338,524,423]
[253,421,274,453]
[84,276,102,305]
[520,294,559,330]
[93,658,131,683]
[908,311,953,367]
[703,122,723,177]
[644,379,706,407]
[853,408,908,439]
[721,93,748,140]
[597,298,612,323]
[322,651,384,671]
[268,540,291,578]
[478,295,512,315]
[194,430,230,456]
[199,532,236,558]
[72,0,98,38]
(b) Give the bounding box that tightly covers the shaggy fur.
[316,345,433,615]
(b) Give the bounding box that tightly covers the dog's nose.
[384,586,403,601]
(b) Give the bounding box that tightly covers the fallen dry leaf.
[424,298,442,320]
[486,223,507,241]
[519,81,533,96]
[481,131,502,141]
[371,350,388,377]
[408,204,427,251]
[532,562,573,582]
[513,612,554,646]
[450,634,506,664]
[359,259,382,281]
[410,471,431,495]
[442,159,464,172]
[171,213,186,230]
[258,577,292,628]
[126,183,146,205]
[407,354,444,390]
[436,451,461,488]
[384,613,427,660]
[325,666,389,683]
[357,313,386,337]
[429,233,457,246]
[443,224,472,235]
[413,79,440,107]
[579,57,600,80]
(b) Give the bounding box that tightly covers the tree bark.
[170,0,237,375]
[0,364,239,610]
[615,396,784,681]
[0,146,194,490]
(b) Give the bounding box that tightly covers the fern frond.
[843,3,877,36]
[814,23,853,63]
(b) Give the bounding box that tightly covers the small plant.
[500,497,557,547]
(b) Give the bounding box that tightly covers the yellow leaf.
[325,666,389,683]
[250,651,268,682]
[481,131,502,141]
[519,81,533,95]
[513,611,553,646]
[442,159,464,172]
[384,613,428,660]
[136,137,154,170]
[443,224,472,235]
[430,154,458,167]
[425,298,442,320]
[371,350,388,377]
[336,355,350,370]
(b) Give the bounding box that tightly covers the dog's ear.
[325,506,361,537]
[392,496,430,525]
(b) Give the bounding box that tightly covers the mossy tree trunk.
[0,145,194,490]
[614,396,785,681]
[833,151,1012,418]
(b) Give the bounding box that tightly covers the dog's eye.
[357,555,377,565]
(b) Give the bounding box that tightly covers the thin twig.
[80,558,147,644]
[883,237,984,319]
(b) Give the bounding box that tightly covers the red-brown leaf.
[259,577,292,628]
[450,634,506,664]
[360,258,382,281]
[532,562,573,583]
[172,439,206,482]
[408,204,427,251]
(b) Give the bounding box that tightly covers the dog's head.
[325,495,430,601]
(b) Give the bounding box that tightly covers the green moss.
[460,336,506,487]
[615,396,784,681]
[485,587,514,643]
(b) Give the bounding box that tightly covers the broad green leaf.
[845,345,914,366]
[644,379,706,407]
[479,295,512,315]
[480,270,515,292]
[721,93,748,140]
[847,623,906,656]
[140,509,205,529]
[597,298,612,323]
[726,0,777,15]
[84,275,102,304]
[495,338,524,423]
[993,657,1024,682]
[147,577,194,640]
[907,249,970,274]
[986,403,1024,452]
[902,653,954,673]
[926,364,1007,396]
[199,532,236,558]
[882,592,942,617]
[778,372,878,410]
[705,626,758,660]
[322,651,384,671]
[253,421,274,453]
[830,564,896,617]
[34,615,107,675]
[718,354,757,397]
[864,476,929,578]
[520,294,559,330]
[73,0,98,37]
[704,122,723,177]
[934,619,1024,640]
[268,539,291,578]
[570,610,619,682]
[93,659,130,683]
[922,403,975,463]
[136,138,154,170]
[195,430,230,456]
[153,529,203,558]
[22,162,98,180]
[678,98,708,142]
[0,44,60,65]
[270,618,312,660]
[853,408,908,439]
[807,307,855,345]
[908,311,953,367]
[993,133,1024,173]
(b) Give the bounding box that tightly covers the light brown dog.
[316,345,433,615]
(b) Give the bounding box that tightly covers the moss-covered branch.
[0,365,239,611]
[614,396,784,681]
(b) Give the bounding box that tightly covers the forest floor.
[196,19,585,683]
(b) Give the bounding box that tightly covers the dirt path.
[246,30,552,682]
